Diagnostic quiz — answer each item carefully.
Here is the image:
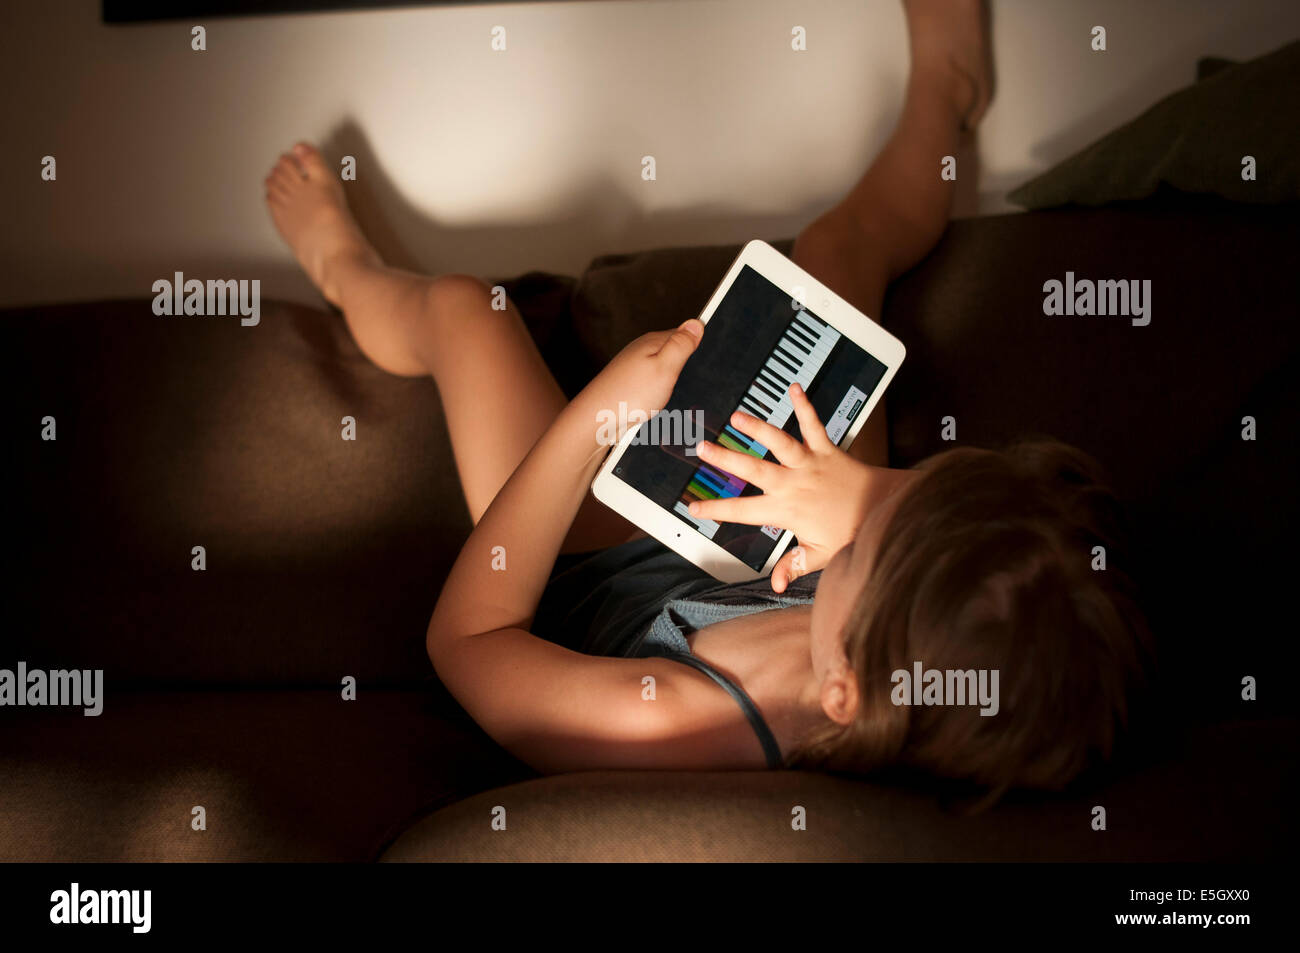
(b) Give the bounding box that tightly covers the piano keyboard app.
[615,265,887,571]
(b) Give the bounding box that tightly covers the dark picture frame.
[103,0,526,23]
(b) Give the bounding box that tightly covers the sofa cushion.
[6,271,573,688]
[381,716,1297,862]
[0,687,530,862]
[1007,40,1300,209]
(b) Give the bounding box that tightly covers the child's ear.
[820,664,859,726]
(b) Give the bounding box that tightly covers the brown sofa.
[4,192,1296,861]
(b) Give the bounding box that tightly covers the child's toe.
[292,142,330,180]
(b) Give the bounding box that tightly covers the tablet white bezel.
[590,239,906,584]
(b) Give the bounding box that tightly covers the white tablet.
[590,239,906,583]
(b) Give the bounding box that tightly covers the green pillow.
[1007,40,1300,208]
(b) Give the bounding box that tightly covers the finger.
[687,492,785,528]
[727,409,808,467]
[769,547,801,593]
[695,438,782,488]
[789,382,834,452]
[653,318,704,369]
[632,328,673,353]
[633,321,689,351]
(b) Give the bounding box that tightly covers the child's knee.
[426,273,498,317]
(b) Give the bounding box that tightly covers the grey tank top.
[533,536,821,769]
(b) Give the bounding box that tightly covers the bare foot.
[902,0,994,130]
[264,142,381,306]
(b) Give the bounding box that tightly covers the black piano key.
[790,312,819,333]
[778,339,808,363]
[781,331,811,356]
[723,425,756,450]
[765,360,793,385]
[758,370,786,395]
[795,310,827,335]
[788,325,818,351]
[772,350,800,376]
[754,378,782,403]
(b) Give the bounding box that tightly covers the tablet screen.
[612,264,889,572]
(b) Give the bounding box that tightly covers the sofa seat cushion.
[0,688,530,862]
[381,716,1296,862]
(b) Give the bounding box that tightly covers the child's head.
[796,439,1153,802]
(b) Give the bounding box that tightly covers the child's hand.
[687,383,873,593]
[576,319,704,441]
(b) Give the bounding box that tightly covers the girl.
[265,0,1150,803]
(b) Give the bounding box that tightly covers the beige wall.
[2,0,1297,308]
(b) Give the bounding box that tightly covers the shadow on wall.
[317,115,823,289]
[315,114,984,297]
[1017,26,1286,169]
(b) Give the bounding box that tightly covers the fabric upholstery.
[0,689,529,862]
[382,716,1297,862]
[1007,40,1300,208]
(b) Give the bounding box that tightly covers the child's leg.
[791,0,992,467]
[264,0,988,548]
[265,143,639,551]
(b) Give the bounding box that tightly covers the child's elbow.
[425,618,449,671]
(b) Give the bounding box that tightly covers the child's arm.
[427,321,700,643]
[425,321,776,772]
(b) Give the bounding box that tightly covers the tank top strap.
[648,649,785,770]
